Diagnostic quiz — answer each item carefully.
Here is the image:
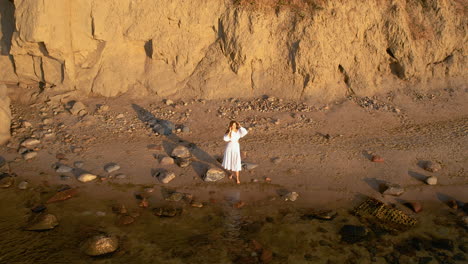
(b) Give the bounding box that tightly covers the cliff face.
[0,0,466,101]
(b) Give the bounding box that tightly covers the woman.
[222,121,248,184]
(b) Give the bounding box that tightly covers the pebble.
[74,161,84,168]
[56,165,73,173]
[117,215,135,225]
[78,173,97,182]
[204,168,226,182]
[191,201,204,208]
[26,213,59,231]
[165,192,185,202]
[104,163,120,173]
[382,184,405,196]
[157,171,176,184]
[42,118,53,125]
[23,151,38,160]
[182,126,190,133]
[165,99,174,105]
[21,138,41,148]
[175,157,191,168]
[405,201,423,213]
[116,114,124,119]
[425,176,437,185]
[242,162,259,170]
[139,198,149,208]
[284,192,299,202]
[81,234,119,256]
[22,121,32,127]
[160,156,174,165]
[424,161,441,173]
[271,157,282,164]
[371,155,384,163]
[68,101,87,116]
[43,132,55,139]
[18,181,28,190]
[115,173,127,179]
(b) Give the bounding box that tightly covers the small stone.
[60,175,71,181]
[153,207,181,217]
[284,192,299,201]
[165,192,185,202]
[156,171,176,184]
[191,201,203,208]
[425,176,437,185]
[424,161,441,172]
[74,161,84,168]
[371,155,384,163]
[56,153,66,159]
[23,151,38,160]
[0,174,14,188]
[271,157,282,164]
[78,173,97,182]
[242,162,259,170]
[175,157,191,168]
[68,101,87,116]
[21,138,41,147]
[98,105,110,112]
[405,201,423,213]
[233,201,245,209]
[264,177,272,183]
[447,200,458,209]
[43,132,55,139]
[56,164,73,173]
[96,211,106,217]
[42,118,53,125]
[116,114,124,119]
[31,205,47,213]
[382,184,404,196]
[112,204,128,215]
[117,215,135,225]
[46,188,78,203]
[182,126,190,133]
[104,163,120,173]
[165,99,174,105]
[18,181,29,190]
[139,198,149,208]
[26,213,59,231]
[144,187,154,193]
[171,145,191,159]
[81,234,119,256]
[71,146,83,153]
[204,168,226,182]
[115,173,127,179]
[22,121,32,128]
[159,156,174,165]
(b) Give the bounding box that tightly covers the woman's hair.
[225,121,240,135]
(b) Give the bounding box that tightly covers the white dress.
[222,127,248,172]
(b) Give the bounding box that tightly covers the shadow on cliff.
[131,104,222,179]
[0,0,15,56]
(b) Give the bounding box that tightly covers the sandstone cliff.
[0,0,466,101]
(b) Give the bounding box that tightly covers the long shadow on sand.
[132,104,222,179]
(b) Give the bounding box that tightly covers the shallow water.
[0,185,467,264]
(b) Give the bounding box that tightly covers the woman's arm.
[223,134,231,142]
[239,127,248,138]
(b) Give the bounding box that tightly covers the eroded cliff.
[0,0,466,101]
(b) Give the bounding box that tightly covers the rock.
[26,213,59,231]
[191,201,204,208]
[446,200,458,209]
[56,164,73,173]
[117,215,135,225]
[303,210,337,221]
[165,99,174,105]
[116,113,124,119]
[112,204,128,215]
[233,201,246,209]
[96,211,106,217]
[182,125,190,133]
[43,132,55,139]
[115,173,127,179]
[42,118,53,125]
[431,239,454,251]
[424,161,441,172]
[425,176,437,185]
[23,151,38,160]
[18,181,29,190]
[68,101,87,116]
[382,183,404,196]
[56,153,66,159]
[22,121,32,128]
[139,198,149,208]
[404,202,423,213]
[153,207,181,217]
[271,157,282,164]
[159,156,174,165]
[74,161,84,168]
[0,174,14,188]
[339,225,368,244]
[46,188,78,203]
[78,173,97,182]
[284,192,299,201]
[264,177,272,183]
[156,171,176,184]
[175,157,191,168]
[0,156,5,168]
[60,175,71,181]
[371,155,384,162]
[104,163,120,173]
[31,205,47,213]
[204,168,225,182]
[242,162,259,170]
[81,234,119,256]
[0,84,11,145]
[21,138,41,147]
[165,192,185,202]
[171,145,191,159]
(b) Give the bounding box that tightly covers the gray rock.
[81,234,119,256]
[171,145,191,159]
[425,176,437,185]
[115,173,127,179]
[182,125,190,133]
[68,101,87,116]
[18,181,29,190]
[204,168,226,182]
[56,165,73,173]
[382,184,405,196]
[21,138,41,148]
[60,175,71,181]
[242,162,259,170]
[104,163,120,173]
[424,161,441,173]
[157,171,176,184]
[26,213,59,231]
[284,192,299,201]
[23,151,38,160]
[74,161,84,168]
[175,157,191,168]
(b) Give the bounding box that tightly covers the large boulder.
[0,84,11,145]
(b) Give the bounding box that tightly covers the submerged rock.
[339,225,368,244]
[0,173,14,188]
[18,181,29,190]
[303,210,337,221]
[284,192,299,201]
[26,213,59,231]
[204,168,225,182]
[46,188,78,203]
[165,192,185,202]
[81,234,119,256]
[153,207,182,217]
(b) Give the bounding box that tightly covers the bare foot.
[229,174,234,180]
[236,180,240,184]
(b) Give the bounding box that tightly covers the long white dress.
[222,127,248,172]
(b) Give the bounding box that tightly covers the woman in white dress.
[222,121,248,184]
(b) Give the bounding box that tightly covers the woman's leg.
[235,171,240,184]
